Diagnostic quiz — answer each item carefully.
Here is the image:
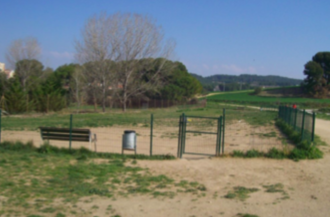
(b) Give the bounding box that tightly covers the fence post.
[182,113,187,156]
[301,110,306,141]
[0,109,2,143]
[69,114,73,150]
[294,109,298,131]
[177,115,182,158]
[216,116,220,156]
[312,112,316,143]
[222,108,225,155]
[150,113,153,156]
[218,117,223,156]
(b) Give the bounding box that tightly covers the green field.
[1,103,277,131]
[206,90,330,106]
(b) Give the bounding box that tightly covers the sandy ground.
[2,120,288,157]
[3,119,330,216]
[80,118,330,217]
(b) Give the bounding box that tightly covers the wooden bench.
[39,127,97,151]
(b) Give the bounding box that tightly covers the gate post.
[182,113,187,156]
[216,116,222,156]
[312,112,316,143]
[301,110,306,141]
[216,116,220,156]
[222,108,226,155]
[150,113,153,156]
[177,115,183,158]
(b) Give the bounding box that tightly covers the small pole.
[294,109,298,131]
[222,108,226,155]
[301,110,306,141]
[312,112,316,143]
[150,114,153,156]
[180,113,186,158]
[0,109,2,143]
[177,115,183,158]
[182,113,187,155]
[216,117,220,156]
[69,114,73,150]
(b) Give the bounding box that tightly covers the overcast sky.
[1,0,329,79]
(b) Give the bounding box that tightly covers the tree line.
[0,58,201,114]
[1,13,202,113]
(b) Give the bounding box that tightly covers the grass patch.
[0,141,206,216]
[263,183,290,200]
[224,186,259,201]
[231,118,323,161]
[0,141,175,160]
[235,214,259,217]
[276,119,323,160]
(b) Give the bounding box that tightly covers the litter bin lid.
[124,130,136,134]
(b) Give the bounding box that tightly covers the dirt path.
[315,118,330,144]
[70,118,330,217]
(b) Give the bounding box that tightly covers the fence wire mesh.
[0,105,292,157]
[223,109,289,154]
[278,106,315,142]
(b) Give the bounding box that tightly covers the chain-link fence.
[0,105,291,158]
[278,106,315,142]
[222,108,289,154]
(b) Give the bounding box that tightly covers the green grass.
[206,89,330,107]
[235,214,259,217]
[0,141,206,216]
[263,183,290,200]
[1,103,277,130]
[224,186,259,201]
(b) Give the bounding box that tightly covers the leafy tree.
[302,52,330,97]
[146,61,202,101]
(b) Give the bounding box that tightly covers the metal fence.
[177,111,225,158]
[278,106,315,142]
[0,105,292,158]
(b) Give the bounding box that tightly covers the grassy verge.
[230,119,323,161]
[1,103,277,130]
[0,141,205,217]
[0,140,175,160]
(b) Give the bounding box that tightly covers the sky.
[1,0,330,79]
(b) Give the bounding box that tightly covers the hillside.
[191,73,302,91]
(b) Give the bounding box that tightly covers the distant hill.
[190,73,302,92]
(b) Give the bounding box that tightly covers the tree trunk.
[122,93,127,112]
[93,93,97,111]
[102,85,106,112]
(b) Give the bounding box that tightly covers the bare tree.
[75,13,119,112]
[6,37,41,91]
[70,66,86,113]
[112,14,176,111]
[76,12,175,112]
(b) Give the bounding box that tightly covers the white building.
[0,62,4,72]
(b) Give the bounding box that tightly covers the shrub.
[245,149,263,158]
[266,148,286,159]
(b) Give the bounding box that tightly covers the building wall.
[0,62,5,72]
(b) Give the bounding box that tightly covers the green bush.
[276,118,323,160]
[245,149,263,158]
[266,148,286,159]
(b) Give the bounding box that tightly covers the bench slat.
[42,132,90,138]
[39,127,94,143]
[39,127,90,134]
[42,136,90,142]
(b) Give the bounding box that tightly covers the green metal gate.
[177,112,225,158]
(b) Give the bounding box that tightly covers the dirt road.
[70,118,330,217]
